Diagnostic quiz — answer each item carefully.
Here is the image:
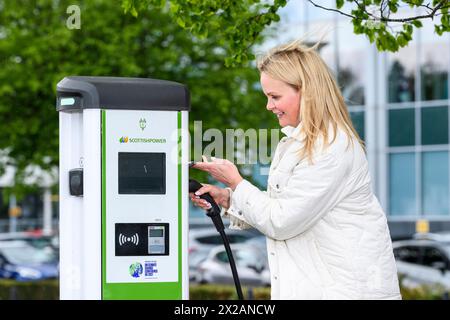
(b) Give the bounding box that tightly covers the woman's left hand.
[192,156,243,190]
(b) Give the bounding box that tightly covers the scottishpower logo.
[139,118,147,131]
[119,136,166,143]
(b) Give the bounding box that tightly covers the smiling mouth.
[275,112,285,118]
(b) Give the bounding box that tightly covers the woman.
[190,40,401,300]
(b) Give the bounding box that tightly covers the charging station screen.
[118,152,166,194]
[149,229,163,237]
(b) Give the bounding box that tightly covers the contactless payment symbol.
[129,262,143,278]
[118,233,139,246]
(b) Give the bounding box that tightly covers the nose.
[266,99,275,111]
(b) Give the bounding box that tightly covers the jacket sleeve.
[220,188,253,230]
[220,207,253,230]
[226,152,352,240]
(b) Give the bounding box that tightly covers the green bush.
[0,280,270,300]
[189,284,271,300]
[0,279,447,300]
[398,274,447,300]
[400,284,446,300]
[0,279,59,300]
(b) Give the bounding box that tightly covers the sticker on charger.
[145,261,158,278]
[129,262,143,278]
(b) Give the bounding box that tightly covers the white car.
[412,231,450,242]
[393,239,450,290]
[196,243,270,287]
[188,228,258,283]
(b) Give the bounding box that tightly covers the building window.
[389,153,417,216]
[338,50,366,106]
[421,106,449,145]
[419,24,449,101]
[388,108,415,146]
[422,151,449,216]
[388,46,416,103]
[421,62,448,101]
[349,111,365,141]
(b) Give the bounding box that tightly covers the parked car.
[0,240,59,281]
[0,231,59,251]
[189,228,258,282]
[412,231,450,242]
[195,243,270,287]
[393,239,450,290]
[245,235,267,254]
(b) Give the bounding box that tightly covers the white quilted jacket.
[224,123,401,299]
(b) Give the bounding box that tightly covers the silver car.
[195,243,270,287]
[189,228,258,282]
[393,239,450,290]
[412,231,450,242]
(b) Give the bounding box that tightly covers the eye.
[271,95,280,100]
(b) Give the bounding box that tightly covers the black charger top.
[56,76,190,112]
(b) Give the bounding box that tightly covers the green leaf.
[367,29,375,43]
[397,34,407,47]
[411,20,423,28]
[403,23,413,34]
[353,23,364,34]
[130,6,138,17]
[435,24,443,36]
[176,17,186,28]
[388,1,398,13]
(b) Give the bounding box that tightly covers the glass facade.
[386,22,450,218]
[420,21,449,101]
[388,45,416,103]
[422,152,449,216]
[276,0,450,223]
[421,106,448,145]
[389,153,416,216]
[349,111,365,141]
[389,108,415,146]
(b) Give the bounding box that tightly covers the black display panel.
[118,152,166,194]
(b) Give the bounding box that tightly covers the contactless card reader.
[148,225,166,254]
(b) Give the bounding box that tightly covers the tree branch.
[308,0,448,23]
[307,0,356,19]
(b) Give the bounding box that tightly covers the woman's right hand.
[189,183,230,211]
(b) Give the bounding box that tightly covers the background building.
[255,0,450,239]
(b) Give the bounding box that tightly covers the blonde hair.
[257,39,366,164]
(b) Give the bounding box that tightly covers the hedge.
[0,279,447,300]
[0,279,59,300]
[0,280,269,300]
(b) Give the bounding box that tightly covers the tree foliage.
[122,0,450,66]
[0,0,275,193]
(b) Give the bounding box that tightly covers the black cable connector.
[189,179,244,300]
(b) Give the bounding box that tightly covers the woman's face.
[260,72,301,127]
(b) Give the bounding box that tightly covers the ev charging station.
[56,76,190,300]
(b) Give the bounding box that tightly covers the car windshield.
[441,244,450,258]
[0,241,57,265]
[216,247,265,268]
